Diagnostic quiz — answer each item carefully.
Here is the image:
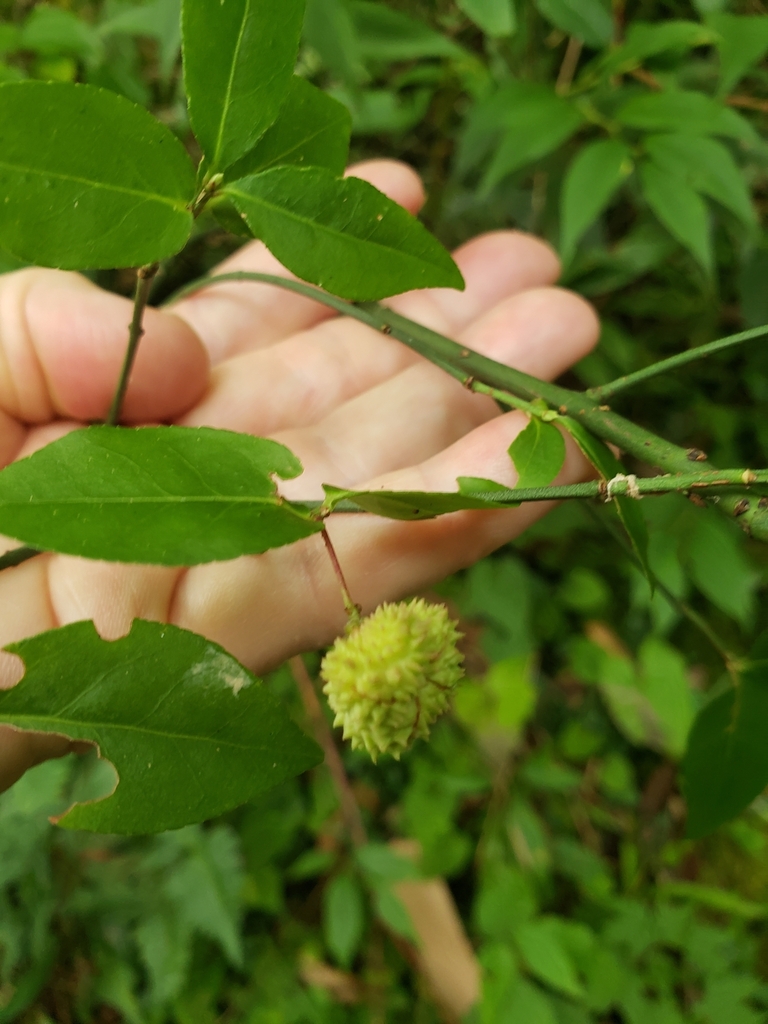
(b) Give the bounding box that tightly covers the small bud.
[321,599,464,761]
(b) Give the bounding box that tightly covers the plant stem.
[322,527,360,622]
[0,546,40,572]
[166,272,768,540]
[289,655,368,848]
[589,324,768,401]
[106,262,159,426]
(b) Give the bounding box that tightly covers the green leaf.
[323,873,365,968]
[372,885,417,941]
[558,417,650,581]
[637,639,695,759]
[350,0,465,60]
[600,20,717,76]
[323,485,505,519]
[683,635,768,838]
[182,0,305,173]
[225,166,464,300]
[684,510,758,627]
[515,917,584,998]
[561,139,633,262]
[617,90,735,136]
[482,88,583,192]
[0,426,321,565]
[640,158,712,273]
[304,0,366,87]
[21,5,103,65]
[508,419,566,489]
[534,0,613,48]
[223,77,351,180]
[100,0,182,81]
[710,13,768,97]
[644,133,755,228]
[0,619,321,833]
[457,0,516,38]
[0,82,195,269]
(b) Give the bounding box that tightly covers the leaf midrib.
[0,711,264,751]
[0,494,289,506]
[227,182,447,271]
[0,157,190,212]
[212,0,251,170]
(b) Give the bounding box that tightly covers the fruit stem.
[321,527,360,624]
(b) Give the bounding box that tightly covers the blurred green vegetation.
[3,0,768,1021]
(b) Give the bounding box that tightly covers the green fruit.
[320,599,464,761]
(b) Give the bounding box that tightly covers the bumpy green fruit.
[321,599,464,761]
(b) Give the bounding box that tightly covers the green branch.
[589,324,768,401]
[106,263,160,426]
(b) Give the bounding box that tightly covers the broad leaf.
[683,635,768,838]
[225,167,464,300]
[0,82,195,268]
[323,873,365,968]
[644,133,755,228]
[224,77,352,180]
[534,0,613,48]
[711,13,768,97]
[350,0,465,60]
[640,159,712,273]
[457,0,516,38]
[515,918,584,999]
[508,419,566,489]
[617,90,747,139]
[561,139,632,262]
[559,417,651,582]
[0,426,322,565]
[481,88,583,192]
[182,0,305,173]
[0,620,321,833]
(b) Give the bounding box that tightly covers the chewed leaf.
[0,426,321,565]
[508,418,566,489]
[0,620,321,834]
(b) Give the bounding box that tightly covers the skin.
[0,159,600,792]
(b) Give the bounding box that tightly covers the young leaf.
[225,167,464,300]
[182,0,305,173]
[0,426,321,565]
[508,419,566,489]
[0,82,195,269]
[457,0,516,38]
[534,0,612,48]
[0,620,321,834]
[683,636,768,838]
[640,159,712,273]
[560,139,633,262]
[223,77,352,181]
[323,873,365,968]
[644,133,756,228]
[481,89,583,192]
[558,417,651,582]
[710,13,768,97]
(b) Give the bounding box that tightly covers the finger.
[170,160,426,364]
[275,287,599,491]
[0,269,208,438]
[179,241,568,437]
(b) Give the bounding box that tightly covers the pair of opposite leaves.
[0,0,463,300]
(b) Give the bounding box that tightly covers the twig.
[726,95,768,114]
[106,262,160,426]
[556,37,583,94]
[289,655,368,848]
[589,324,768,401]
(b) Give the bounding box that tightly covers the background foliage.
[3,0,768,1020]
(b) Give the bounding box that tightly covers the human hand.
[0,159,599,792]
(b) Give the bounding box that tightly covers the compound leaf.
[508,419,566,489]
[224,77,351,181]
[561,139,633,262]
[0,81,194,268]
[684,635,768,838]
[182,0,305,173]
[225,166,464,300]
[0,619,321,834]
[0,426,321,565]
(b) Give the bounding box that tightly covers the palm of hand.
[0,160,598,789]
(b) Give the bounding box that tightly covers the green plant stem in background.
[589,324,768,401]
[106,262,159,426]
